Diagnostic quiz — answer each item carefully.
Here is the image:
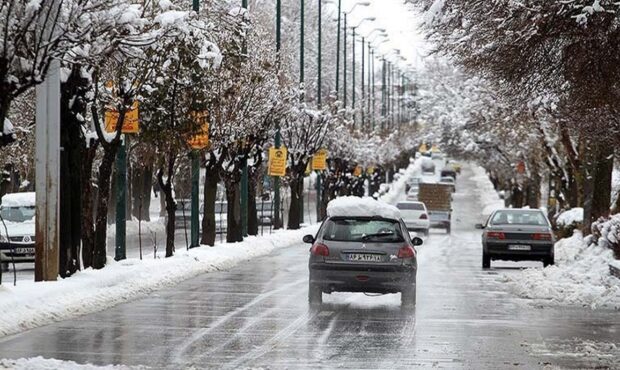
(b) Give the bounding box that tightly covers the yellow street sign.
[419,143,428,153]
[105,102,140,134]
[268,146,287,177]
[187,111,209,150]
[366,166,375,175]
[312,149,328,171]
[353,166,363,177]
[431,144,440,153]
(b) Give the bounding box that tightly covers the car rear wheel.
[482,252,491,269]
[401,286,416,307]
[308,283,322,306]
[543,256,555,267]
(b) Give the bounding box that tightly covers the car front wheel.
[308,283,322,305]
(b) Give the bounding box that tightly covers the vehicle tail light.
[310,243,330,256]
[532,233,552,241]
[486,231,505,240]
[398,245,416,259]
[419,213,428,219]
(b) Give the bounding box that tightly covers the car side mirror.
[475,223,485,229]
[302,234,315,244]
[411,236,423,246]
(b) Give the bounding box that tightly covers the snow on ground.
[107,218,166,240]
[0,357,142,370]
[502,231,620,309]
[469,165,504,220]
[379,158,422,204]
[556,207,584,226]
[0,225,318,338]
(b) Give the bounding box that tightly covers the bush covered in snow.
[590,214,620,260]
[554,207,584,239]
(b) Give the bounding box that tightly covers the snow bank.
[470,166,504,219]
[379,158,422,205]
[327,196,401,220]
[0,357,137,369]
[0,192,36,207]
[0,225,318,338]
[503,231,620,310]
[556,207,584,226]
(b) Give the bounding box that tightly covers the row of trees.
[410,0,620,232]
[1,0,420,277]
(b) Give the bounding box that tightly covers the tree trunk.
[248,173,259,235]
[80,142,97,269]
[287,174,302,230]
[225,181,243,243]
[93,145,120,269]
[589,145,614,225]
[200,163,219,246]
[157,152,177,258]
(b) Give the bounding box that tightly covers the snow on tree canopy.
[326,196,402,220]
[1,192,36,207]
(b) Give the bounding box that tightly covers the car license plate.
[347,253,383,262]
[14,247,35,254]
[508,244,531,251]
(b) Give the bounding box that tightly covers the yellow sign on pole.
[366,166,375,175]
[312,149,328,170]
[418,143,428,153]
[268,146,287,177]
[431,144,440,153]
[187,111,209,150]
[353,166,363,177]
[105,102,140,134]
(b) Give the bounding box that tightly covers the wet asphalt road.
[0,165,619,369]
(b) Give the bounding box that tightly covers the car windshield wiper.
[361,232,394,241]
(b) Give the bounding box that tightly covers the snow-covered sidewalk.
[470,165,504,220]
[0,226,317,338]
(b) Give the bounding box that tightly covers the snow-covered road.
[0,164,618,369]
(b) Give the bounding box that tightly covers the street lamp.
[350,17,375,126]
[340,2,370,105]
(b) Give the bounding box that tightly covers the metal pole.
[300,0,304,86]
[372,50,375,130]
[352,27,356,118]
[361,37,365,130]
[115,136,127,261]
[239,0,249,238]
[335,0,342,96]
[34,57,60,281]
[368,44,371,130]
[316,173,321,222]
[317,0,322,108]
[343,13,347,108]
[274,0,282,229]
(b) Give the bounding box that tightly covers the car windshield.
[396,202,424,211]
[490,210,548,226]
[0,206,35,223]
[322,218,404,243]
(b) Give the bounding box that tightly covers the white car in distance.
[396,201,430,236]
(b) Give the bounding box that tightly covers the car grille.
[9,236,26,242]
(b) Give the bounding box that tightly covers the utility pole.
[352,27,356,124]
[318,0,322,108]
[240,0,249,237]
[274,0,282,229]
[299,0,305,224]
[367,44,372,130]
[381,57,386,129]
[35,0,61,281]
[190,0,202,245]
[361,37,365,130]
[335,0,342,97]
[343,13,347,109]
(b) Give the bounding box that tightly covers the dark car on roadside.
[440,169,457,180]
[304,201,423,308]
[476,208,555,268]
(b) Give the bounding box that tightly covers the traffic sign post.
[187,113,209,248]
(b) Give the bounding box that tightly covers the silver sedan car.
[303,216,423,307]
[476,209,555,268]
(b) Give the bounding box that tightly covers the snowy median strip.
[0,357,143,370]
[0,225,318,338]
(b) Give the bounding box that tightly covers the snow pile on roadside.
[0,225,318,338]
[503,231,620,309]
[327,196,401,220]
[379,158,421,204]
[556,207,584,226]
[0,357,141,370]
[470,165,504,219]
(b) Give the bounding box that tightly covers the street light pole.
[343,13,347,108]
[335,0,341,97]
[351,26,356,122]
[274,0,282,229]
[318,0,322,108]
[381,57,386,129]
[361,36,365,130]
[189,0,202,248]
[239,0,249,237]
